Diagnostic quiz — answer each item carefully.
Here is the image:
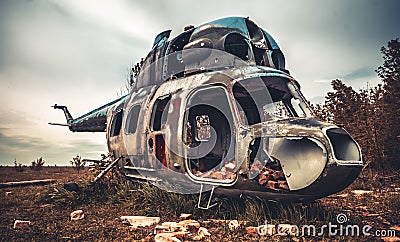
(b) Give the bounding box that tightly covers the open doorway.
[185,87,236,181]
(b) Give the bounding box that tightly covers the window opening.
[125,105,141,134]
[233,76,309,124]
[224,33,250,61]
[151,95,171,131]
[166,29,195,79]
[110,111,123,137]
[186,87,236,181]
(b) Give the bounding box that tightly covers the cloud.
[0,129,107,166]
[0,109,37,127]
[339,66,378,81]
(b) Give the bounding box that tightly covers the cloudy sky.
[0,0,399,165]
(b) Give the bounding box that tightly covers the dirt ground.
[0,166,399,241]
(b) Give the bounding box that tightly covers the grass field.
[0,166,399,241]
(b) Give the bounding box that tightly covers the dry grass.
[0,166,399,241]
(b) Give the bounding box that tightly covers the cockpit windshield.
[233,76,312,125]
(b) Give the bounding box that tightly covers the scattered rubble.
[121,216,160,228]
[178,220,201,231]
[70,210,84,221]
[251,159,289,190]
[13,220,31,229]
[193,160,237,180]
[228,220,239,231]
[201,220,211,226]
[192,227,211,241]
[245,226,259,236]
[148,214,212,241]
[179,213,192,221]
[154,233,181,242]
[190,157,290,191]
[382,236,400,242]
[351,190,373,196]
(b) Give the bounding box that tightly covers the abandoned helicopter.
[50,17,364,208]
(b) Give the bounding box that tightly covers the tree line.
[313,38,399,172]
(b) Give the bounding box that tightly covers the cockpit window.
[224,33,250,61]
[233,76,310,124]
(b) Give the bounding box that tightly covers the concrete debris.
[154,233,181,242]
[351,190,373,196]
[193,160,237,180]
[155,220,200,233]
[156,222,187,234]
[201,220,211,226]
[224,162,236,171]
[382,236,400,242]
[13,220,31,229]
[245,226,259,236]
[192,227,211,241]
[170,231,188,240]
[228,220,239,230]
[178,220,201,231]
[121,216,160,228]
[179,213,192,221]
[251,159,289,190]
[70,210,84,221]
[155,225,173,234]
[154,219,212,241]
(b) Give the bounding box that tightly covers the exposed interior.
[155,134,167,168]
[247,137,290,190]
[248,137,327,191]
[233,76,299,125]
[186,87,235,179]
[326,128,361,161]
[269,137,327,191]
[150,95,171,131]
